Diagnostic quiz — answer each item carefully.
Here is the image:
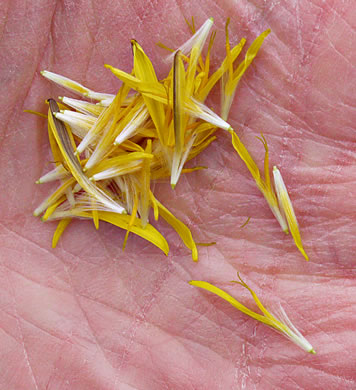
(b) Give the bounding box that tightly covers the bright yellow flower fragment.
[190,275,315,354]
[221,21,271,120]
[273,166,309,260]
[229,129,288,233]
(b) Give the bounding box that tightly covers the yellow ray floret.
[273,166,309,260]
[190,274,315,354]
[229,129,288,232]
[52,218,72,248]
[154,197,198,261]
[221,27,271,120]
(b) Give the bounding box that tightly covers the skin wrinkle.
[0,2,56,147]
[44,341,72,390]
[0,222,62,263]
[281,362,356,385]
[243,85,320,139]
[0,2,10,38]
[328,3,356,33]
[240,84,354,148]
[0,313,21,344]
[0,261,71,296]
[114,259,174,379]
[5,309,82,350]
[327,38,354,67]
[298,0,327,67]
[4,269,40,390]
[165,292,254,358]
[59,260,122,384]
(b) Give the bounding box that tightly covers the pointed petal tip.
[192,249,198,262]
[310,348,316,354]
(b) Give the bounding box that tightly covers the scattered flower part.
[189,274,315,354]
[273,166,309,260]
[52,218,71,248]
[221,21,271,120]
[165,17,214,64]
[229,129,288,233]
[40,70,114,101]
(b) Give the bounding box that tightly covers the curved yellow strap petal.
[156,200,198,261]
[52,218,72,248]
[73,210,169,256]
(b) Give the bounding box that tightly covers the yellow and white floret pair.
[190,274,315,354]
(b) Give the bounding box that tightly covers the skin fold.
[0,0,355,389]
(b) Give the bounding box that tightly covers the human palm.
[1,1,355,389]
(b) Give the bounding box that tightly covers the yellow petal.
[123,192,139,250]
[42,196,66,221]
[52,218,72,248]
[76,210,169,255]
[229,129,261,182]
[221,29,270,120]
[149,191,159,221]
[156,199,198,261]
[131,40,167,144]
[189,280,271,325]
[232,29,271,85]
[198,38,246,101]
[189,277,315,353]
[273,167,309,260]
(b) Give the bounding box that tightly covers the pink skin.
[0,0,355,389]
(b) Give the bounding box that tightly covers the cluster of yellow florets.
[33,18,274,261]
